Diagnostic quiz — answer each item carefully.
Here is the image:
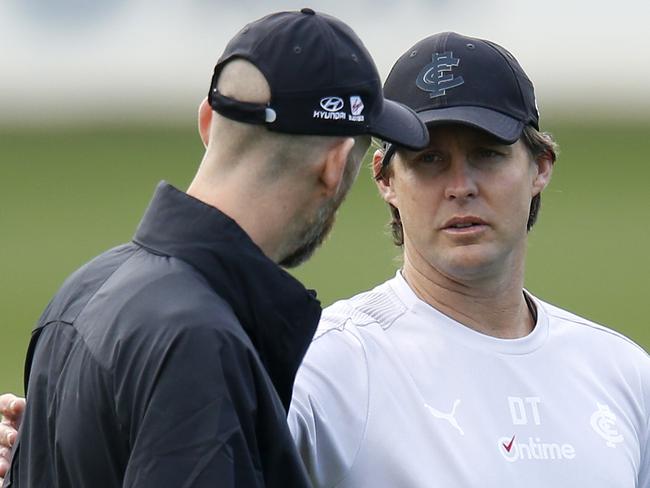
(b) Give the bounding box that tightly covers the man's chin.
[279,244,318,269]
[279,215,336,269]
[435,247,506,280]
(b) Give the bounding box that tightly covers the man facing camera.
[288,32,650,487]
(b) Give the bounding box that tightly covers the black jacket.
[6,182,320,487]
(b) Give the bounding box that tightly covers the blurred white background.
[1,0,649,126]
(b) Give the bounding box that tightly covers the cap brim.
[369,99,429,150]
[418,106,524,144]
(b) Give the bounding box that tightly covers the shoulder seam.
[317,284,409,337]
[546,309,649,357]
[63,247,140,326]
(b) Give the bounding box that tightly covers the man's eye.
[418,152,443,164]
[475,148,503,160]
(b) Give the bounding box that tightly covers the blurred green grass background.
[1,121,648,394]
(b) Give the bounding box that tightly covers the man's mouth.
[443,216,487,228]
[441,216,488,234]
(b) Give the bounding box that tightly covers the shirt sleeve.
[639,419,649,488]
[120,324,265,488]
[288,324,369,488]
[636,347,650,488]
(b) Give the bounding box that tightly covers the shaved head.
[194,58,370,267]
[207,59,347,180]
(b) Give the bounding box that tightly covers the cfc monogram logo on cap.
[416,51,464,98]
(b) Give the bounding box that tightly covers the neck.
[186,154,308,264]
[401,253,534,339]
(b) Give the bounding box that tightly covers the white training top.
[288,272,650,488]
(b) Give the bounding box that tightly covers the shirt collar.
[133,182,321,410]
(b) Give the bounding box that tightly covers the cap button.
[300,7,315,15]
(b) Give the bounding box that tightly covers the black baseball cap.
[207,8,428,150]
[384,32,539,146]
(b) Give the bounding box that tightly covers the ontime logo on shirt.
[497,436,576,462]
[498,396,576,463]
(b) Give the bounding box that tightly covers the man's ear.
[372,148,384,179]
[318,137,355,197]
[373,149,397,206]
[198,97,212,148]
[532,150,554,196]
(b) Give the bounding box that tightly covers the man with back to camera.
[286,32,650,486]
[0,8,428,487]
[2,31,649,487]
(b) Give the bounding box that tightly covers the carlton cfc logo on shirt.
[590,403,623,448]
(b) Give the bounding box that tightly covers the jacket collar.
[133,182,321,411]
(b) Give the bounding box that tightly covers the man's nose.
[444,160,478,200]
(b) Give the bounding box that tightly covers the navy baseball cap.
[383,32,539,146]
[207,8,428,150]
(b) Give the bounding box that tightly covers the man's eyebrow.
[471,136,513,148]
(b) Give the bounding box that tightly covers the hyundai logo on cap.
[320,97,345,112]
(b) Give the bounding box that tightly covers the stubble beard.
[278,196,339,269]
[278,145,363,269]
